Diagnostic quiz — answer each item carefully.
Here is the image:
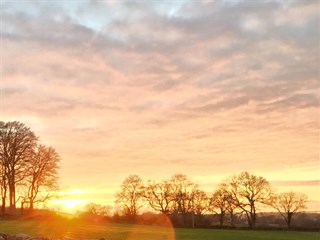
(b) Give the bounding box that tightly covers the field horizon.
[1,219,319,240]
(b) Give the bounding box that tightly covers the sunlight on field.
[0,220,176,240]
[128,215,175,240]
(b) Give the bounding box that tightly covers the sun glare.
[50,199,85,213]
[62,200,78,209]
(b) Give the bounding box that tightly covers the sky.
[1,0,319,212]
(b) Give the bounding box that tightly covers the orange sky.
[1,1,319,212]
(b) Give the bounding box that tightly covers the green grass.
[0,220,319,240]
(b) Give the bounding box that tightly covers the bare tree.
[225,192,238,228]
[0,121,38,213]
[170,174,196,226]
[22,144,60,211]
[191,188,208,216]
[228,171,272,229]
[84,203,112,217]
[209,184,229,226]
[272,192,307,228]
[190,188,208,226]
[144,180,174,215]
[115,175,144,221]
[210,183,238,227]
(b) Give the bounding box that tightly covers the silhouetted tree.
[84,202,111,216]
[0,121,38,213]
[271,191,307,228]
[191,188,208,225]
[210,184,229,226]
[22,144,60,210]
[0,163,7,215]
[210,183,238,227]
[209,183,237,226]
[116,175,144,222]
[144,180,174,215]
[225,192,238,228]
[228,171,272,229]
[170,174,196,226]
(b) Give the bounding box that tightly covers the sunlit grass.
[0,220,173,240]
[0,220,319,240]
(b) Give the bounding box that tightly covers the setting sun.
[62,200,78,209]
[50,199,86,213]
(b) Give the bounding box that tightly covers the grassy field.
[0,220,319,240]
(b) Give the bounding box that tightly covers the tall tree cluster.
[0,121,60,215]
[116,172,307,228]
[116,174,202,225]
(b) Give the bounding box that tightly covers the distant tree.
[209,184,229,226]
[191,188,208,216]
[84,203,112,217]
[190,188,208,226]
[271,192,307,228]
[170,174,196,226]
[210,183,238,227]
[0,121,38,212]
[144,180,174,215]
[228,172,272,229]
[22,144,60,211]
[225,191,238,227]
[115,175,144,221]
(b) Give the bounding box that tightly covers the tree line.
[115,173,308,229]
[0,121,309,229]
[0,121,60,215]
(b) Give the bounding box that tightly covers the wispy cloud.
[272,180,320,187]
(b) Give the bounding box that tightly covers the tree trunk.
[21,201,24,216]
[246,212,253,229]
[287,212,293,228]
[9,182,16,214]
[1,197,5,216]
[1,173,7,216]
[248,207,256,229]
[251,212,256,229]
[230,211,235,227]
[219,212,225,226]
